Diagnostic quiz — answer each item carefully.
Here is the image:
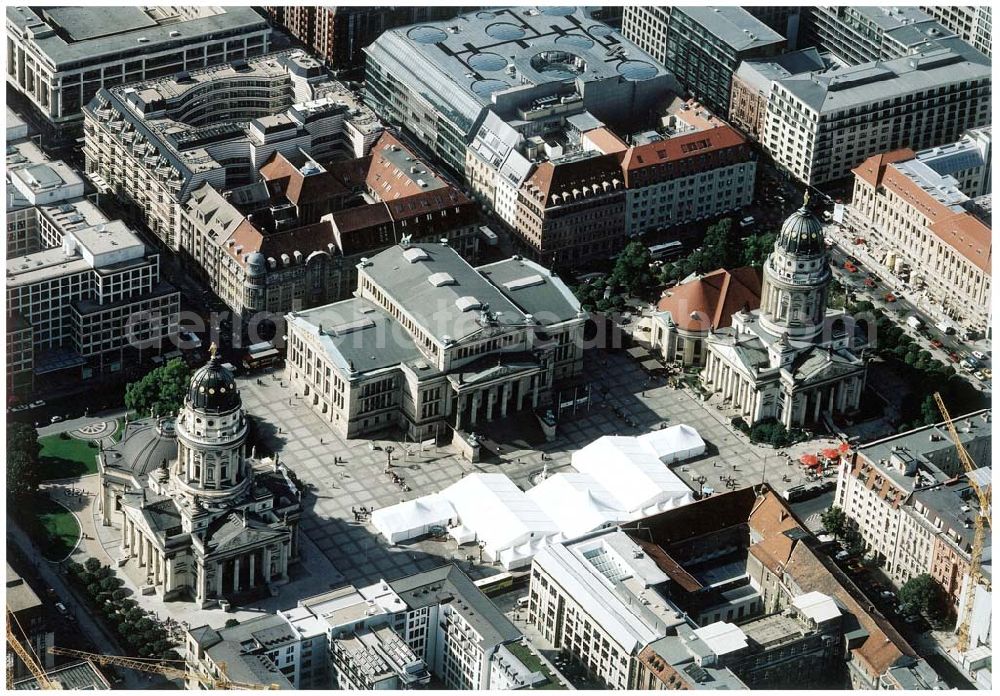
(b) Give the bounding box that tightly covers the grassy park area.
[38,434,100,479]
[35,496,81,561]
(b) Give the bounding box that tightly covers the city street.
[825,222,991,395]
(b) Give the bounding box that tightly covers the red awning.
[838,442,851,454]
[800,453,819,466]
[821,448,840,460]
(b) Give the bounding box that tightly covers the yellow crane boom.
[47,646,278,690]
[7,610,61,689]
[933,392,991,654]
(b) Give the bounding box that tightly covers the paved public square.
[237,348,841,588]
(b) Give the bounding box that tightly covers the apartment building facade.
[617,118,756,236]
[515,153,626,267]
[851,142,992,333]
[833,411,992,597]
[622,6,785,117]
[5,6,270,133]
[921,5,992,57]
[762,42,991,185]
[82,50,381,250]
[729,48,826,142]
[285,242,586,440]
[802,6,956,66]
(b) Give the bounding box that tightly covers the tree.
[124,358,192,417]
[842,527,866,558]
[84,557,103,573]
[749,418,791,447]
[740,231,777,268]
[608,241,656,299]
[7,423,42,502]
[225,618,240,628]
[820,506,848,540]
[899,573,945,620]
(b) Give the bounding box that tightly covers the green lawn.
[110,418,125,443]
[38,434,100,479]
[34,496,81,561]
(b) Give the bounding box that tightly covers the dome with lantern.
[187,349,240,413]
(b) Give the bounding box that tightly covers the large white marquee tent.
[371,424,706,569]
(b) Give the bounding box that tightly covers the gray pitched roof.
[389,564,521,649]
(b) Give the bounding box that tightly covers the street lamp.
[384,445,395,473]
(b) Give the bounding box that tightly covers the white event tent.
[371,425,706,569]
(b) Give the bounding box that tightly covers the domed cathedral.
[701,194,868,430]
[97,350,302,607]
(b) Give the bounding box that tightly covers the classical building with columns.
[97,355,302,606]
[701,199,867,429]
[285,241,587,440]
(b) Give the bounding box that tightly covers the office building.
[701,201,867,428]
[851,137,992,333]
[83,50,381,249]
[291,565,537,690]
[264,7,471,69]
[6,564,55,680]
[6,218,179,395]
[6,134,88,259]
[186,615,301,689]
[613,100,757,237]
[97,356,302,607]
[178,131,479,325]
[622,6,786,117]
[833,410,992,595]
[365,7,680,176]
[650,266,762,367]
[485,97,755,265]
[285,241,587,440]
[5,6,270,133]
[762,41,991,185]
[625,487,942,689]
[729,48,826,142]
[802,6,958,66]
[921,5,992,57]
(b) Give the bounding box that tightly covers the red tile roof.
[854,150,991,274]
[656,267,761,331]
[620,125,747,173]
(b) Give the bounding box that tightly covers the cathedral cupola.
[187,348,240,413]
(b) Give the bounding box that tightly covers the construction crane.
[48,646,279,690]
[7,609,62,689]
[934,392,992,653]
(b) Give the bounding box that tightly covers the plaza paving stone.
[234,349,843,590]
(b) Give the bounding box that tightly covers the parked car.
[930,339,943,349]
[179,331,202,349]
[880,590,895,600]
[50,415,64,424]
[972,350,988,361]
[983,368,992,379]
[863,277,876,288]
[844,261,858,273]
[55,602,69,616]
[835,550,851,561]
[974,371,985,381]
[948,351,961,363]
[884,293,897,303]
[739,216,756,229]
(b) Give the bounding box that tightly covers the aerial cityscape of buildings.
[4,4,994,692]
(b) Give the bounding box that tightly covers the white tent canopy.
[370,426,705,570]
[572,433,695,513]
[526,473,628,540]
[640,424,706,463]
[371,494,456,544]
[441,474,562,559]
